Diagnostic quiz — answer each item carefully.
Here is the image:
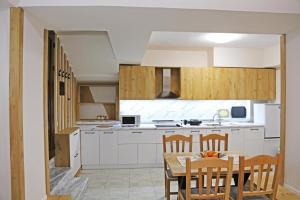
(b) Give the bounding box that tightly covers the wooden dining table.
[163,152,250,189]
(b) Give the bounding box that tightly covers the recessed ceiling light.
[204,33,242,44]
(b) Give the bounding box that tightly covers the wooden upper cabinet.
[119,65,156,99]
[180,67,276,100]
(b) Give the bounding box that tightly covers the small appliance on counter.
[121,115,141,127]
[153,120,182,127]
[231,106,247,118]
[183,119,202,126]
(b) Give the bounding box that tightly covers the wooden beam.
[43,30,51,195]
[280,34,286,185]
[9,7,25,200]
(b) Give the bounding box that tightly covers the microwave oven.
[121,115,141,127]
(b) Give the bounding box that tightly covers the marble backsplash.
[120,100,251,123]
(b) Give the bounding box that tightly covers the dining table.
[163,152,251,189]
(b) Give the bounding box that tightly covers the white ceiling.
[148,32,280,50]
[59,32,118,82]
[17,0,300,14]
[25,6,300,65]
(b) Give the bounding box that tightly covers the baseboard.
[42,194,47,200]
[284,183,300,195]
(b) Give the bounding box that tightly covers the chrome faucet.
[212,113,222,125]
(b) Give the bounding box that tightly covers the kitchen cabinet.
[81,130,100,165]
[180,67,276,100]
[118,144,138,165]
[55,128,81,176]
[229,128,244,152]
[119,65,156,99]
[138,144,157,164]
[244,127,264,156]
[100,131,118,165]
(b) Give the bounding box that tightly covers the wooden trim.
[43,30,51,195]
[280,34,286,185]
[9,7,25,200]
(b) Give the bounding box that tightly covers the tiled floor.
[81,168,300,200]
[81,168,177,200]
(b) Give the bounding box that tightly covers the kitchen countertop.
[77,121,264,131]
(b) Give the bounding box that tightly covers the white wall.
[214,47,265,67]
[213,46,280,67]
[263,44,280,67]
[285,30,300,194]
[23,11,46,200]
[141,49,213,67]
[0,8,12,200]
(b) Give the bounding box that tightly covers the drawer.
[118,130,156,144]
[70,129,80,157]
[244,127,264,140]
[155,129,187,143]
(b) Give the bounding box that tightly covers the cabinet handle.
[85,131,95,134]
[74,153,79,158]
[231,128,240,131]
[104,131,114,134]
[250,128,259,131]
[73,132,79,136]
[211,129,222,132]
[165,130,175,133]
[191,130,200,133]
[131,131,142,134]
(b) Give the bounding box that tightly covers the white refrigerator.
[254,103,280,138]
[254,103,280,155]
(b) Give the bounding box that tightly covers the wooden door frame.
[9,7,25,200]
[280,34,286,184]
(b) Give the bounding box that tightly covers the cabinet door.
[138,144,157,164]
[244,127,264,156]
[229,128,244,153]
[156,144,164,164]
[119,65,156,99]
[118,144,138,165]
[81,131,100,165]
[180,67,275,100]
[100,131,118,165]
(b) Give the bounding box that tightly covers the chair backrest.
[163,134,193,153]
[185,157,233,200]
[200,133,228,152]
[237,154,282,200]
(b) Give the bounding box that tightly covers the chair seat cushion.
[165,168,178,181]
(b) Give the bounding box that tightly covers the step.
[50,167,70,191]
[54,177,89,200]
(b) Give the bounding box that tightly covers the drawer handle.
[211,129,221,132]
[73,132,79,136]
[85,131,95,134]
[74,153,79,158]
[104,131,114,134]
[132,131,142,134]
[231,128,240,131]
[250,128,259,131]
[165,130,175,133]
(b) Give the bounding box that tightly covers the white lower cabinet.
[81,131,100,166]
[229,128,244,152]
[138,144,157,164]
[118,144,138,165]
[244,127,264,156]
[100,131,118,165]
[156,144,164,164]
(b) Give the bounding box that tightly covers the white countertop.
[77,121,264,131]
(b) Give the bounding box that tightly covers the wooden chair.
[178,157,234,200]
[200,133,229,152]
[163,134,193,200]
[232,154,282,200]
